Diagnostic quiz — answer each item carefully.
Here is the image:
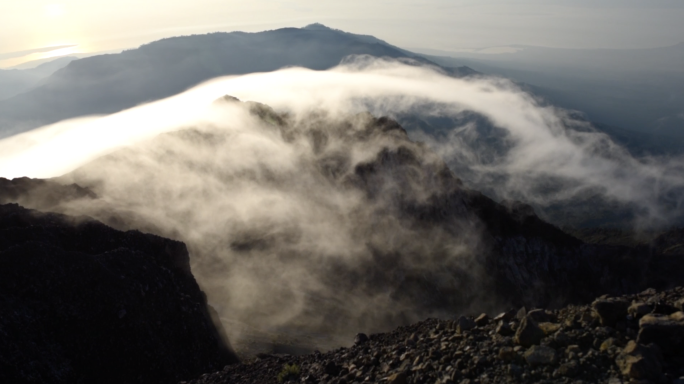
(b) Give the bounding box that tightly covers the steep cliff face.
[346,131,684,309]
[0,203,239,384]
[464,194,684,307]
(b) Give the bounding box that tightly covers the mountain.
[2,100,684,381]
[33,99,684,340]
[0,56,76,101]
[0,24,473,138]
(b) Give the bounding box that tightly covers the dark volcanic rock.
[615,341,663,381]
[0,203,238,384]
[183,286,684,384]
[515,317,546,347]
[593,298,630,327]
[637,312,684,354]
[354,333,369,346]
[523,345,557,366]
[454,316,476,334]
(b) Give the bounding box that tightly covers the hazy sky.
[2,0,684,67]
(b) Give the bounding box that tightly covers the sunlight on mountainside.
[39,45,79,59]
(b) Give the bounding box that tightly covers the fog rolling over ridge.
[421,43,684,141]
[3,56,681,228]
[0,24,467,139]
[2,58,684,347]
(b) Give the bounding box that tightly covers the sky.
[1,0,684,68]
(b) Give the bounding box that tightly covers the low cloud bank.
[1,57,683,347]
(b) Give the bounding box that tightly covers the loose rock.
[515,317,546,347]
[354,333,369,346]
[474,313,489,326]
[637,313,684,354]
[628,302,652,319]
[524,345,557,366]
[455,316,476,334]
[593,298,629,327]
[615,341,663,381]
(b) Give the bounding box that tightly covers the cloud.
[1,56,683,349]
[0,45,77,61]
[2,55,683,225]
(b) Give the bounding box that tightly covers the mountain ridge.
[0,24,473,138]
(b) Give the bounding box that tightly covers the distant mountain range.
[420,43,684,140]
[1,24,680,157]
[0,57,76,101]
[0,24,473,138]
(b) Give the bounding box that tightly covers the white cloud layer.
[2,58,684,348]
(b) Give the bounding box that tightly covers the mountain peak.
[302,23,333,31]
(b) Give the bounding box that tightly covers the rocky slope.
[0,203,239,384]
[183,286,684,384]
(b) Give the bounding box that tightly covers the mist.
[2,57,684,349]
[423,43,684,139]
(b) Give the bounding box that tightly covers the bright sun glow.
[43,4,66,18]
[41,45,79,59]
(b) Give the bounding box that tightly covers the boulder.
[455,316,476,334]
[496,321,514,336]
[558,360,579,377]
[628,302,652,319]
[516,307,527,321]
[387,372,407,384]
[538,322,561,335]
[615,341,662,380]
[493,309,516,322]
[515,317,546,347]
[527,309,553,323]
[354,333,369,346]
[637,313,684,354]
[474,313,490,326]
[324,361,342,376]
[523,345,557,366]
[652,302,679,315]
[593,298,629,327]
[600,337,623,352]
[497,347,516,361]
[675,298,684,312]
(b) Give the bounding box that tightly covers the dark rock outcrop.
[0,203,238,384]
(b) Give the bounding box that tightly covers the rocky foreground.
[185,287,684,384]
